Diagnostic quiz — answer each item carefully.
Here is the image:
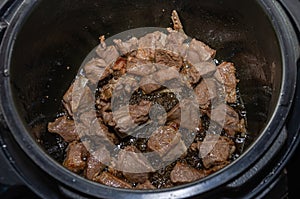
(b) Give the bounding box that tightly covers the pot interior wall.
[9,0,281,157]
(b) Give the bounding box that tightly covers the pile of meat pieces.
[46,10,246,189]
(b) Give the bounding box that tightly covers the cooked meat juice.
[45,11,247,189]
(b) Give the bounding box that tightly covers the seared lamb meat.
[136,180,156,189]
[84,58,112,84]
[147,126,187,161]
[113,37,138,55]
[214,62,237,103]
[186,39,216,64]
[208,104,242,137]
[117,145,154,183]
[113,100,151,137]
[62,83,74,117]
[85,145,111,180]
[45,10,248,190]
[194,78,217,109]
[96,36,119,65]
[127,63,157,76]
[170,162,206,183]
[139,76,162,94]
[129,100,152,123]
[48,116,79,142]
[155,49,183,70]
[94,172,132,188]
[63,141,88,173]
[136,31,167,60]
[198,134,235,169]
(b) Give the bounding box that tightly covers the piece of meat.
[152,67,179,84]
[208,104,241,136]
[167,104,181,125]
[63,141,88,173]
[113,37,138,55]
[84,58,111,84]
[99,78,118,101]
[155,49,183,71]
[117,145,153,183]
[76,109,118,144]
[170,162,206,183]
[112,57,127,76]
[48,116,79,142]
[198,134,236,168]
[214,62,237,103]
[136,31,167,60]
[71,76,94,114]
[181,62,216,86]
[135,180,156,189]
[96,40,119,65]
[194,78,217,109]
[127,63,157,76]
[179,99,201,131]
[139,76,162,94]
[62,83,74,117]
[126,52,152,70]
[102,112,116,127]
[165,29,188,57]
[147,126,187,161]
[186,39,216,64]
[94,172,132,188]
[129,100,152,123]
[113,100,151,137]
[85,145,111,180]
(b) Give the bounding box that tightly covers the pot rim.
[0,0,298,198]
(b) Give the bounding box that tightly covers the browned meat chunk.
[136,180,156,189]
[84,58,111,84]
[127,63,157,76]
[63,141,88,173]
[152,67,179,84]
[194,78,217,109]
[186,39,216,64]
[102,112,116,127]
[129,100,152,123]
[136,31,167,60]
[165,29,188,57]
[114,100,151,136]
[181,61,217,86]
[96,38,119,65]
[113,37,138,55]
[126,53,152,69]
[170,162,206,183]
[214,62,237,103]
[117,146,153,183]
[112,57,127,76]
[155,49,183,71]
[139,76,162,94]
[48,116,79,142]
[94,172,132,188]
[198,135,235,168]
[147,126,187,161]
[62,83,74,117]
[85,145,111,180]
[208,104,242,136]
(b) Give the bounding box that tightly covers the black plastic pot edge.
[0,0,299,198]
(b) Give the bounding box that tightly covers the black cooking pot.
[0,0,299,198]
